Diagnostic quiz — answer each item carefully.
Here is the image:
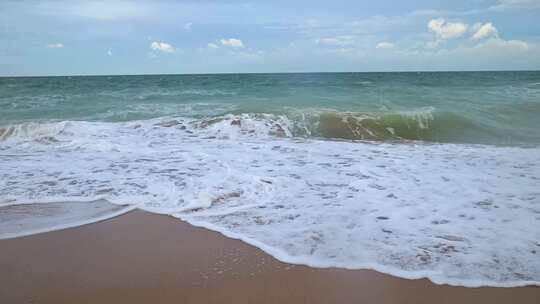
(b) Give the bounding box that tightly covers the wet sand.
[0,210,538,304]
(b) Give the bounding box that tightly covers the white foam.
[0,121,69,142]
[196,113,293,139]
[0,118,539,287]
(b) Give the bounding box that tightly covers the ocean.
[1,72,539,287]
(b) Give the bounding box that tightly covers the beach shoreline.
[1,210,538,304]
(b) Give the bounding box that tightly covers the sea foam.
[0,117,539,287]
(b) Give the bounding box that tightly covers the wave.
[288,107,440,140]
[97,89,238,99]
[192,108,512,144]
[0,105,536,146]
[0,121,69,142]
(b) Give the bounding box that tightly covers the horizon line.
[1,69,539,78]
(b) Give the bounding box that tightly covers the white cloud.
[208,43,219,49]
[428,18,468,40]
[376,42,395,49]
[315,36,355,46]
[478,38,529,51]
[436,37,532,69]
[491,0,540,10]
[220,38,244,48]
[184,22,193,31]
[47,43,64,48]
[107,50,113,56]
[150,41,175,53]
[471,23,498,40]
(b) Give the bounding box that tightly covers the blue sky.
[1,0,539,76]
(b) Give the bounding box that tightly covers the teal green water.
[1,71,540,145]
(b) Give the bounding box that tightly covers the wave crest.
[194,114,293,138]
[0,106,526,145]
[289,107,437,141]
[191,108,487,143]
[0,122,69,143]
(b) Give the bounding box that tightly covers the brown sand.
[0,210,538,304]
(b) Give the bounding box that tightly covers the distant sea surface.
[1,72,539,287]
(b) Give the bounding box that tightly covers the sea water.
[1,72,539,287]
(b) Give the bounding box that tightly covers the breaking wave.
[2,102,538,147]
[0,121,69,142]
[162,107,521,144]
[0,106,532,146]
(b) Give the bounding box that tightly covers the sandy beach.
[0,210,538,304]
[2,1,540,302]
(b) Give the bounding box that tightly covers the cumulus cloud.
[184,22,192,31]
[220,38,244,48]
[47,43,64,48]
[376,42,395,49]
[428,18,468,40]
[207,43,219,49]
[468,22,526,54]
[150,41,175,53]
[107,50,113,56]
[315,36,355,46]
[471,23,498,40]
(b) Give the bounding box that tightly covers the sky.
[1,0,540,76]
